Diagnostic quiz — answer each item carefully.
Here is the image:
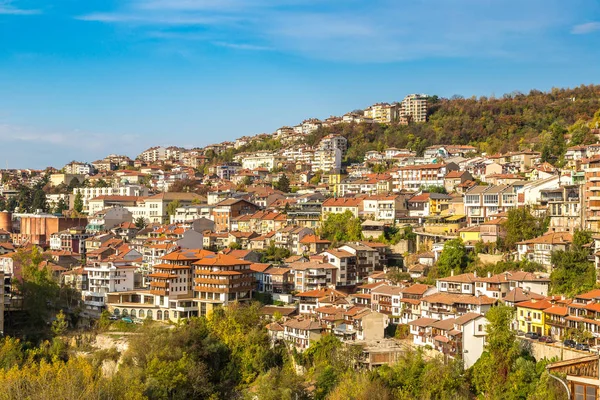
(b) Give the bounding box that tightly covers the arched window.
[147,310,153,319]
[122,309,129,316]
[156,310,162,320]
[113,308,120,315]
[138,309,145,318]
[164,311,170,320]
[130,309,136,318]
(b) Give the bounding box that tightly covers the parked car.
[576,343,590,352]
[132,317,144,325]
[538,336,555,343]
[563,339,576,348]
[121,317,133,324]
[516,330,526,337]
[525,332,540,340]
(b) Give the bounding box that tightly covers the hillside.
[304,84,600,163]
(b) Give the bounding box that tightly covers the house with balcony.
[516,299,553,335]
[321,249,358,287]
[283,317,324,351]
[544,305,570,340]
[295,287,347,315]
[464,184,517,226]
[339,243,380,282]
[371,285,403,323]
[420,293,496,320]
[289,262,338,295]
[361,194,408,223]
[516,232,572,271]
[541,185,582,233]
[83,262,136,313]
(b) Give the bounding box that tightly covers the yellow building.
[422,215,466,235]
[458,226,481,243]
[428,193,452,215]
[516,299,552,335]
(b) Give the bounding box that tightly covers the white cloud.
[76,0,583,62]
[0,0,40,15]
[571,22,600,34]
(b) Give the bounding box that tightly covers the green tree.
[134,217,148,230]
[51,310,69,336]
[550,230,596,296]
[31,189,48,213]
[73,191,84,214]
[501,207,548,251]
[54,198,68,215]
[320,211,362,244]
[166,199,181,217]
[436,238,470,277]
[276,174,290,193]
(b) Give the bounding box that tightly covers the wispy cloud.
[571,22,600,34]
[213,41,271,51]
[0,0,40,15]
[75,0,581,62]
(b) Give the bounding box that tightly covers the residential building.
[289,261,338,293]
[283,317,324,351]
[83,262,136,313]
[211,198,260,232]
[321,249,358,287]
[362,194,408,223]
[400,94,428,123]
[322,197,363,218]
[464,185,517,225]
[516,299,553,335]
[517,232,572,270]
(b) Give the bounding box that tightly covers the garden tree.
[229,242,242,250]
[420,185,447,194]
[501,206,548,250]
[14,247,60,335]
[540,122,567,164]
[242,176,253,186]
[260,242,290,262]
[169,178,202,193]
[326,371,393,400]
[165,199,181,217]
[249,366,309,400]
[436,238,470,277]
[67,177,81,190]
[310,171,322,185]
[134,217,148,230]
[378,225,416,245]
[51,310,68,337]
[470,305,562,400]
[0,197,5,211]
[73,191,84,214]
[386,268,411,284]
[320,211,362,244]
[550,230,595,296]
[372,349,469,399]
[31,188,48,212]
[94,179,109,188]
[53,197,68,215]
[276,174,290,193]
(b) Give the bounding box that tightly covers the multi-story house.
[516,299,553,336]
[283,318,324,351]
[74,185,149,211]
[364,103,399,124]
[541,185,582,233]
[211,198,260,232]
[516,232,572,270]
[241,152,285,171]
[371,285,403,322]
[544,305,569,340]
[318,134,348,155]
[361,194,408,223]
[193,252,255,315]
[263,266,293,294]
[339,243,379,282]
[464,184,517,225]
[49,228,92,255]
[400,94,428,123]
[289,261,338,294]
[321,249,358,287]
[83,262,136,313]
[420,293,496,320]
[322,197,363,218]
[394,163,457,191]
[584,157,600,232]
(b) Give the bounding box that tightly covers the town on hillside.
[2,91,600,397]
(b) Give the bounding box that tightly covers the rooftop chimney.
[473,270,477,278]
[488,271,492,278]
[451,269,454,276]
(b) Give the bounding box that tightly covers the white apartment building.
[401,94,428,123]
[311,149,342,172]
[318,135,348,155]
[241,152,285,171]
[83,262,136,312]
[74,185,149,210]
[464,184,517,225]
[302,119,322,134]
[64,161,93,175]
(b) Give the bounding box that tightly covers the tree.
[320,211,362,244]
[551,230,596,296]
[166,199,181,217]
[54,198,68,215]
[436,238,470,277]
[276,174,290,193]
[501,207,548,250]
[134,217,148,230]
[73,191,84,214]
[31,189,48,212]
[51,310,68,336]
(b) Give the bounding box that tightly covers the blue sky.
[0,0,599,168]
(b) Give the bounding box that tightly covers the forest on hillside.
[305,84,600,163]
